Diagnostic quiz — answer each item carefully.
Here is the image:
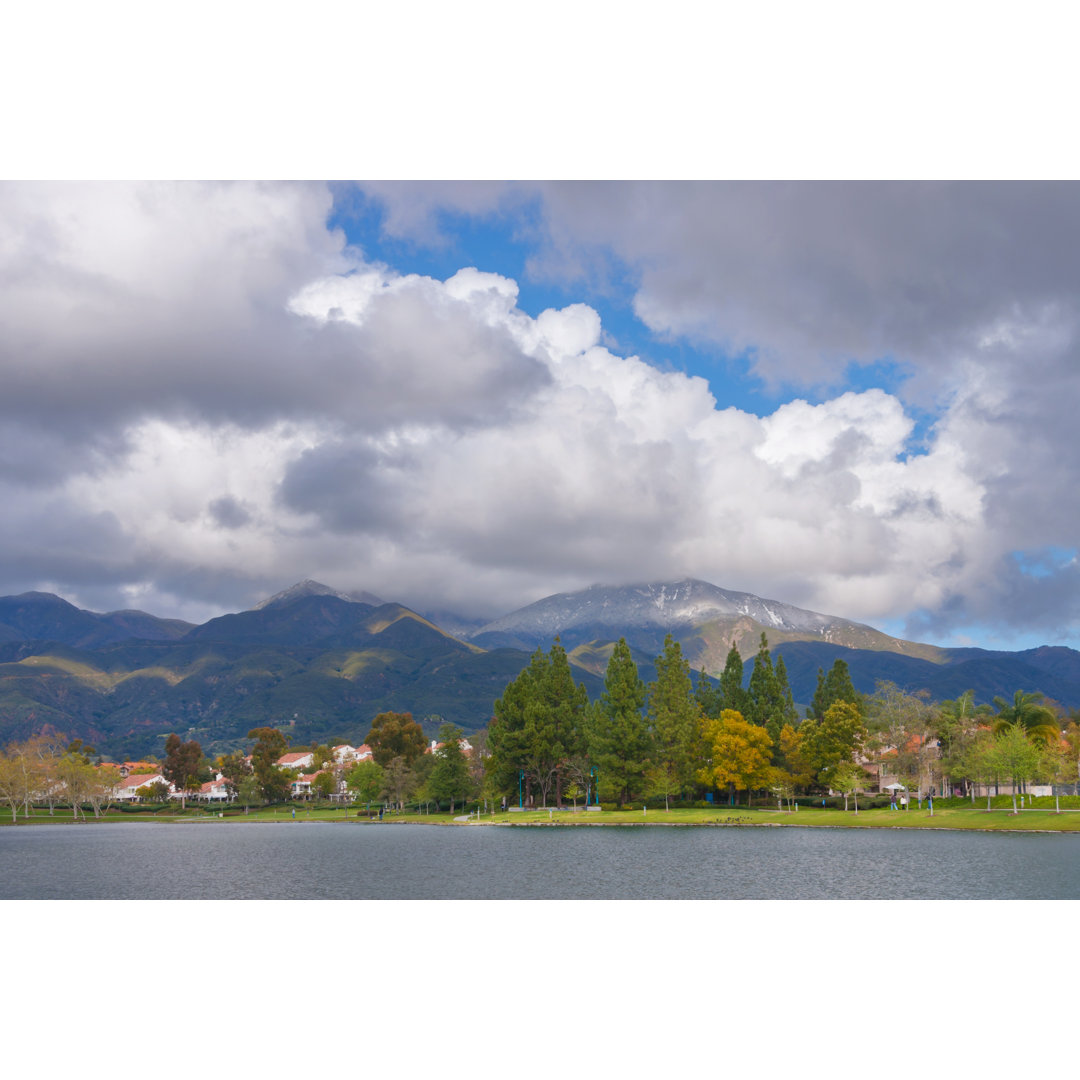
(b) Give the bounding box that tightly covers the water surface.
[3,821,1078,899]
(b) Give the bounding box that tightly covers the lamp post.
[589,765,598,807]
[518,769,524,810]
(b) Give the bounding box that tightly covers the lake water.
[3,821,1079,899]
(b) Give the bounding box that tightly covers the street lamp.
[518,768,524,810]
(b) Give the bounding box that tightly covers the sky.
[4,178,1080,651]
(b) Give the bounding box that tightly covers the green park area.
[8,794,1080,833]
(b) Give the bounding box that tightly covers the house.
[113,772,170,801]
[427,738,473,757]
[197,776,232,801]
[276,751,315,771]
[333,744,373,764]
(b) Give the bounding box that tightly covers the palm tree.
[992,690,1060,748]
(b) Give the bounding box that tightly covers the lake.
[2,821,1078,899]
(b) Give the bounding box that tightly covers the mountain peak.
[254,579,385,610]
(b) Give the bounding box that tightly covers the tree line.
[5,638,1080,819]
[482,633,1080,810]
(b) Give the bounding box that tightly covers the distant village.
[112,738,474,804]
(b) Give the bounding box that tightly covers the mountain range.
[3,577,1079,759]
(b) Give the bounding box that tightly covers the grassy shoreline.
[7,799,1080,832]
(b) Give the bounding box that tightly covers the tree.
[56,753,97,822]
[987,725,1043,813]
[248,727,292,803]
[647,634,701,803]
[137,780,171,802]
[1063,721,1080,795]
[0,747,31,824]
[695,667,721,719]
[747,633,784,739]
[162,733,203,810]
[587,638,651,806]
[773,656,799,734]
[697,710,774,807]
[992,690,1060,746]
[810,658,861,720]
[346,759,385,812]
[427,722,471,813]
[800,701,867,784]
[829,761,870,813]
[382,755,414,810]
[936,690,990,793]
[866,681,936,793]
[489,639,588,808]
[312,770,338,800]
[775,723,814,792]
[717,642,748,715]
[365,712,428,767]
[86,765,121,818]
[219,751,253,800]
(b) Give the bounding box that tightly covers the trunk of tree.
[1010,791,1018,814]
[854,792,858,814]
[728,782,735,807]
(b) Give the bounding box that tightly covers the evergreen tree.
[810,658,862,719]
[747,633,784,733]
[772,654,799,743]
[647,634,701,802]
[695,666,721,718]
[488,639,588,808]
[588,638,651,806]
[718,642,748,715]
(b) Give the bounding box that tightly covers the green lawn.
[8,797,1080,832]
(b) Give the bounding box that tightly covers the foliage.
[346,760,385,807]
[218,751,252,799]
[488,639,588,807]
[247,727,292,802]
[717,642,748,716]
[587,638,651,806]
[986,725,1044,813]
[312,770,338,799]
[828,761,871,812]
[162,733,203,808]
[647,634,701,801]
[810,659,862,720]
[365,711,427,767]
[800,701,866,783]
[426,722,471,813]
[992,690,1060,745]
[747,633,785,741]
[697,709,774,807]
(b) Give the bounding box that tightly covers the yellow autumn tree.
[697,709,774,807]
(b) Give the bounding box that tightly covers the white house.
[113,773,170,801]
[276,751,315,771]
[197,777,232,801]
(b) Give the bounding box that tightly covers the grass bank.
[8,796,1080,832]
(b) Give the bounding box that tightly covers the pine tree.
[647,634,701,803]
[718,642,748,715]
[771,654,799,746]
[588,638,651,806]
[695,666,721,718]
[489,639,588,808]
[810,658,862,719]
[747,632,784,733]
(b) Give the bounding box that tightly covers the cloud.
[6,181,1080,647]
